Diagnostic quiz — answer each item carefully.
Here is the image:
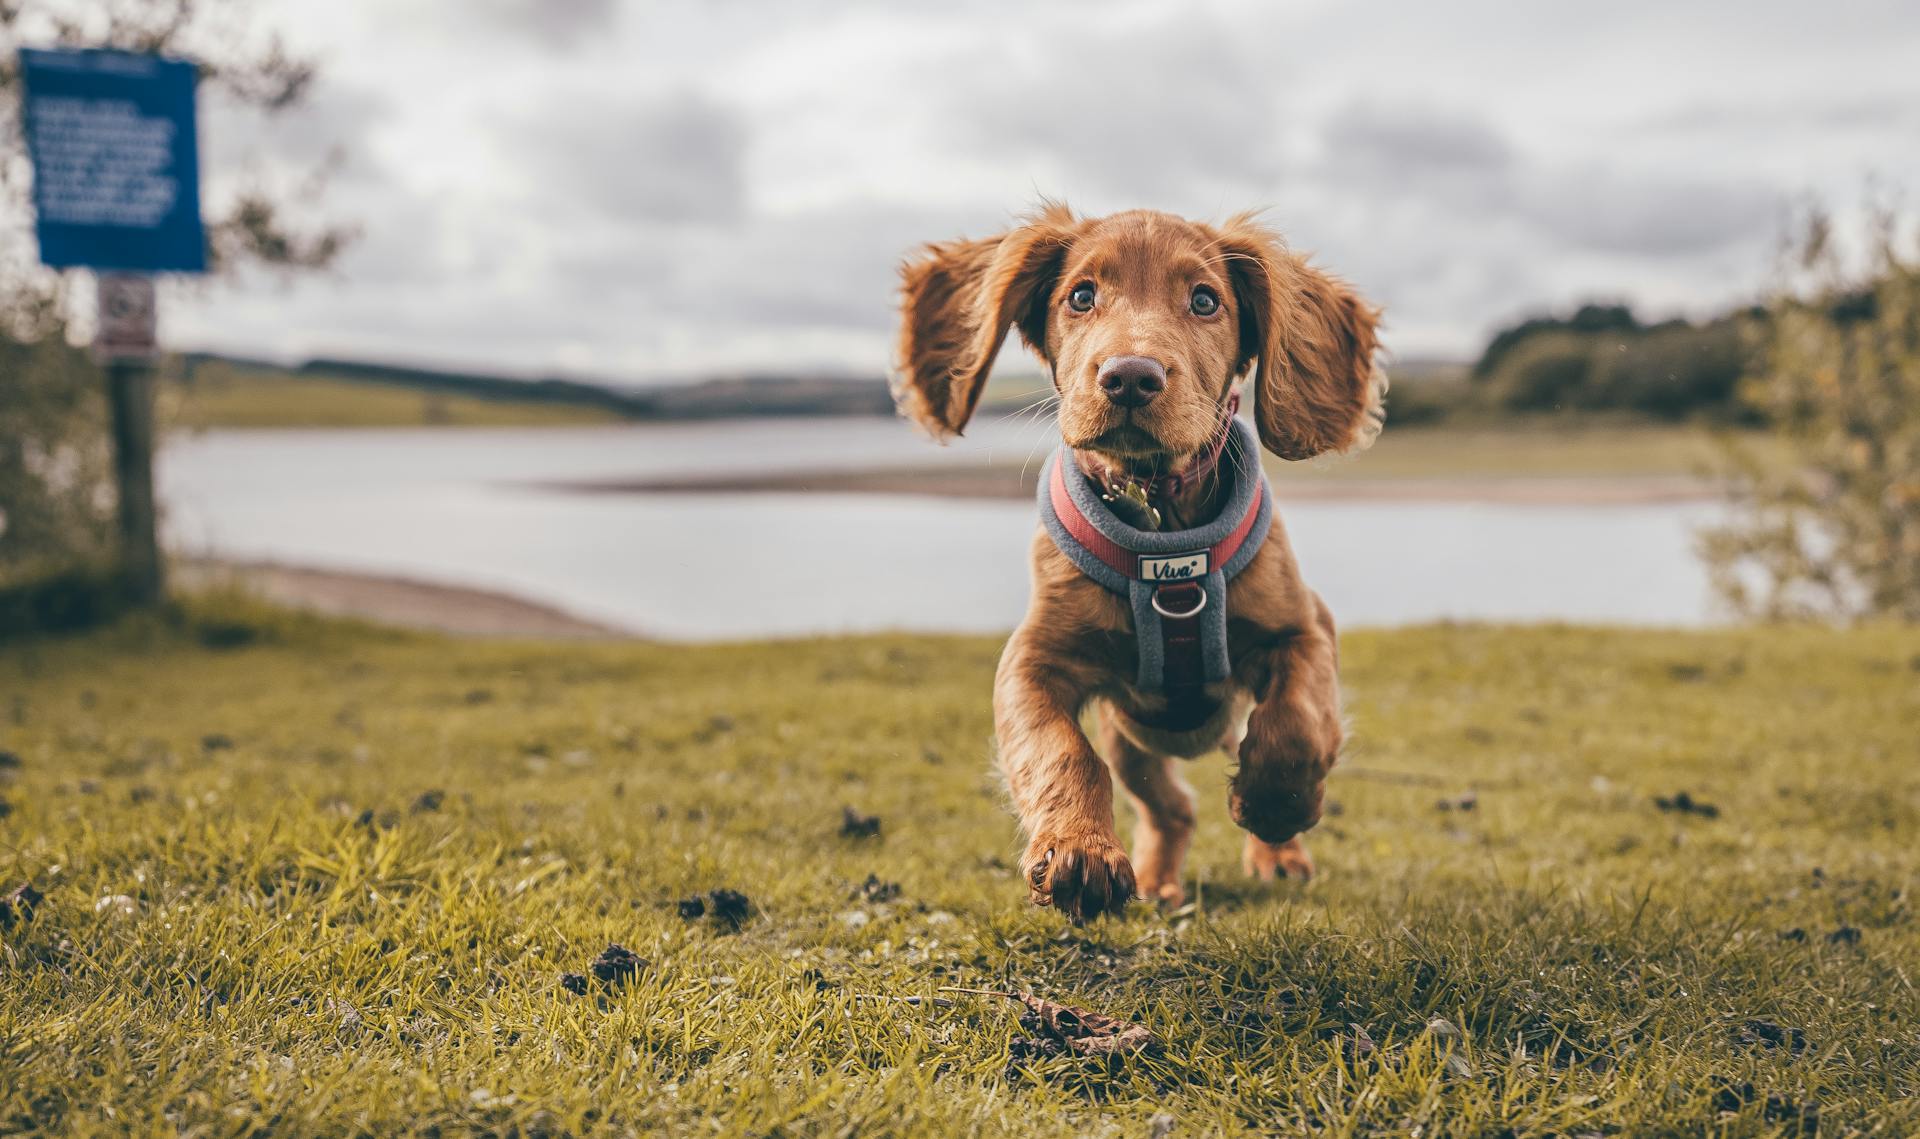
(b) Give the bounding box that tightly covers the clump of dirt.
[410,789,446,814]
[707,888,751,928]
[1733,1018,1807,1053]
[561,944,648,995]
[855,874,901,904]
[1,883,43,930]
[840,806,882,839]
[675,888,752,931]
[1654,791,1720,818]
[1712,1079,1819,1134]
[589,944,646,984]
[355,808,400,831]
[1826,925,1861,945]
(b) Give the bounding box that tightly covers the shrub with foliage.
[0,277,111,582]
[1472,303,1755,421]
[1702,208,1920,621]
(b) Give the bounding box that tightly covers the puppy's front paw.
[1244,834,1315,882]
[1024,831,1136,923]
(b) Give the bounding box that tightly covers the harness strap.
[1038,416,1273,707]
[1154,581,1212,730]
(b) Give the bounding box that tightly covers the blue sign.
[19,48,206,273]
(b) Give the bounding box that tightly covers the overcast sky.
[168,0,1920,383]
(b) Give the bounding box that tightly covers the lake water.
[158,417,1727,639]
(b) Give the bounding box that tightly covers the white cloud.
[162,0,1920,376]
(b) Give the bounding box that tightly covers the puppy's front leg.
[1231,604,1343,873]
[994,639,1136,922]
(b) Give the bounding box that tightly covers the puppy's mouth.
[1085,420,1165,459]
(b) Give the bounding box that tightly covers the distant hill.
[175,354,898,422]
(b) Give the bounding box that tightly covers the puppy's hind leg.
[1097,708,1196,907]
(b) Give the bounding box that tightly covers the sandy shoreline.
[176,560,631,639]
[537,465,1717,505]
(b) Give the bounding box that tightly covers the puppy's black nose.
[1097,356,1166,408]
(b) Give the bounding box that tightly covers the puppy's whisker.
[985,387,1059,469]
[1016,397,1063,481]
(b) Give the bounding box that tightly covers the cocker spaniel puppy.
[894,204,1384,921]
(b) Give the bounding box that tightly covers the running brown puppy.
[893,204,1384,921]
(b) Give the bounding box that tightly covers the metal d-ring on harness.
[1038,413,1273,731]
[1150,585,1208,619]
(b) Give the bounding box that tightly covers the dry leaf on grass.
[945,987,1158,1057]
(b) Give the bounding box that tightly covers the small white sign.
[1138,551,1208,582]
[95,272,158,362]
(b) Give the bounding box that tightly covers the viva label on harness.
[1139,552,1208,581]
[1038,415,1273,696]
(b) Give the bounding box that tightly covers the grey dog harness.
[1038,416,1272,719]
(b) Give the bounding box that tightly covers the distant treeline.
[182,291,1850,428]
[1467,302,1761,421]
[177,355,897,421]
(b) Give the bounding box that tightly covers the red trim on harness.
[1049,459,1133,578]
[1048,456,1265,582]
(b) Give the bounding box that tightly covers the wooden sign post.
[96,274,163,603]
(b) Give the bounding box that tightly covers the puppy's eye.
[1067,283,1096,312]
[1189,285,1221,317]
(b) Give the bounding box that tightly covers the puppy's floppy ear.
[1214,214,1385,460]
[893,204,1079,438]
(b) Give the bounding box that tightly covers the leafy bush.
[0,562,132,639]
[1480,329,1598,412]
[1474,302,1640,382]
[1589,319,1754,420]
[1472,304,1756,420]
[0,285,115,586]
[1701,208,1920,620]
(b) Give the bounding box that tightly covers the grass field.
[2,602,1917,1135]
[1278,419,1756,483]
[163,367,623,429]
